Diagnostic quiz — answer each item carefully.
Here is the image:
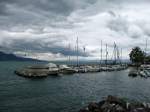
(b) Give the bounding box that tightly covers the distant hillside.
[0,51,38,61]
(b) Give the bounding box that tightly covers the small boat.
[139,71,148,78]
[46,63,59,75]
[128,69,139,77]
[144,70,150,77]
[77,66,88,73]
[59,65,77,74]
[86,66,99,72]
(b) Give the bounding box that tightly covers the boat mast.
[83,46,86,71]
[24,47,27,57]
[114,42,117,64]
[144,38,148,65]
[120,48,122,65]
[76,37,79,67]
[83,46,86,59]
[101,40,103,64]
[68,43,71,65]
[99,40,103,71]
[106,44,108,67]
[117,46,120,64]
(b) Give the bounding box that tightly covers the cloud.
[0,30,88,58]
[0,0,150,60]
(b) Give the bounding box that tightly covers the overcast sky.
[0,0,150,60]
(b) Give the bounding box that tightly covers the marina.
[14,63,128,77]
[1,61,150,112]
[14,39,128,78]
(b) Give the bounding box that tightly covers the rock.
[126,102,130,109]
[79,108,90,112]
[131,108,147,112]
[128,101,144,110]
[100,102,113,112]
[143,102,147,108]
[88,102,99,111]
[98,100,105,107]
[15,64,59,78]
[106,95,121,103]
[115,104,125,112]
[101,103,125,112]
[106,95,126,109]
[15,68,49,77]
[147,103,150,108]
[79,95,150,112]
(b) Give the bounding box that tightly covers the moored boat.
[59,65,77,74]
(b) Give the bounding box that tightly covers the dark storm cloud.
[0,0,99,32]
[1,36,87,57]
[0,0,96,58]
[0,0,72,15]
[0,0,15,15]
[0,0,97,22]
[0,0,150,59]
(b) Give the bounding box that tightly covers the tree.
[129,47,145,65]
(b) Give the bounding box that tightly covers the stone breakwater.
[15,63,128,78]
[79,95,150,112]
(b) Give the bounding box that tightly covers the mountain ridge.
[0,51,38,61]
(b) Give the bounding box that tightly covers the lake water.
[0,61,150,112]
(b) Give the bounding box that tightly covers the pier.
[14,63,128,78]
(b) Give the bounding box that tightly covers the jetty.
[14,63,128,78]
[14,63,77,77]
[15,64,59,78]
